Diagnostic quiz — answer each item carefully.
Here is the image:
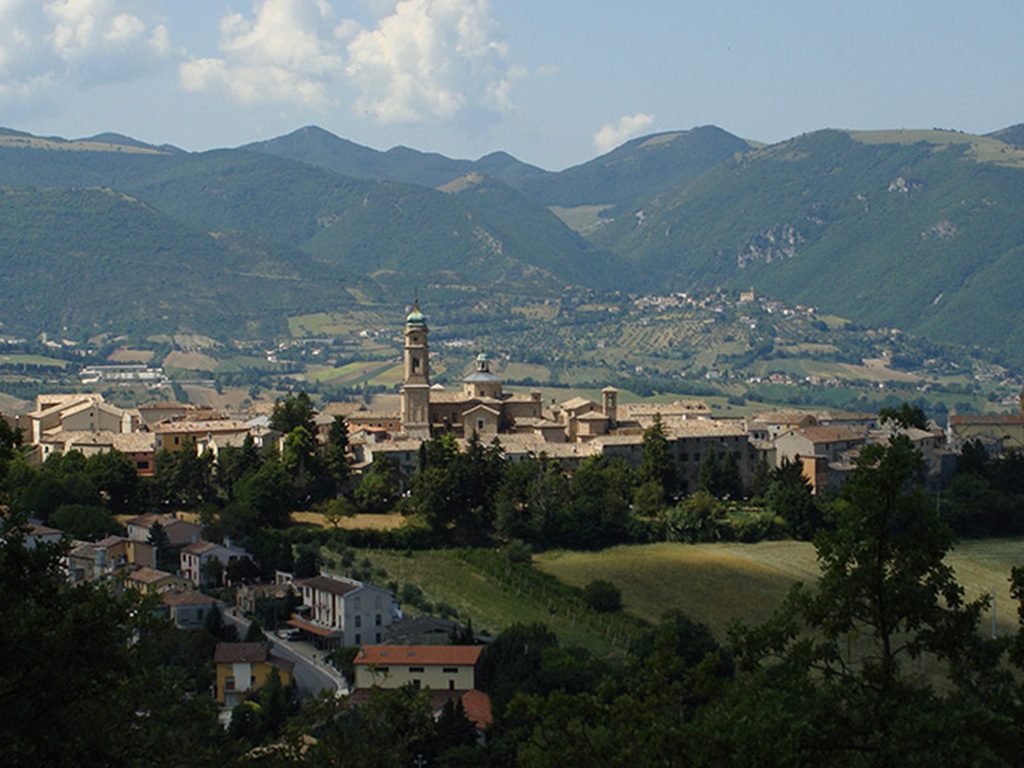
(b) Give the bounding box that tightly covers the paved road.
[221,610,345,699]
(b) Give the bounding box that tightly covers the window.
[355,634,361,644]
[355,615,362,628]
[449,680,456,690]
[477,419,485,431]
[375,614,382,626]
[225,675,235,690]
[412,357,420,372]
[412,680,421,689]
[409,666,424,673]
[442,667,458,673]
[173,436,180,445]
[375,633,381,642]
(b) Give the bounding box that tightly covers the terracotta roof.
[287,616,341,637]
[459,689,493,729]
[355,645,483,667]
[127,567,178,584]
[576,411,609,421]
[182,540,220,555]
[26,522,62,537]
[299,574,361,597]
[792,426,868,444]
[154,419,249,434]
[215,642,270,664]
[162,590,219,607]
[560,397,596,411]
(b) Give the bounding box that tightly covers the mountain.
[0,187,353,337]
[519,125,754,207]
[243,125,550,189]
[0,129,625,335]
[988,123,1024,149]
[591,128,1024,361]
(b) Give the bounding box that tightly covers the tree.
[639,415,676,501]
[84,450,139,515]
[324,416,352,492]
[765,458,821,539]
[879,402,929,431]
[200,556,224,589]
[582,579,622,612]
[270,391,316,435]
[709,437,1005,765]
[148,520,179,572]
[282,425,331,506]
[234,459,294,529]
[244,618,265,642]
[354,455,400,514]
[51,503,120,541]
[322,496,356,529]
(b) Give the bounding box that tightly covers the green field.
[536,540,1024,639]
[0,354,67,368]
[345,548,638,656]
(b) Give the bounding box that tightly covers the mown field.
[343,548,638,657]
[536,540,1024,639]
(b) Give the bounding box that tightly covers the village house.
[65,535,155,583]
[214,642,294,708]
[354,644,483,691]
[153,418,251,453]
[180,539,252,588]
[288,574,399,649]
[126,513,202,548]
[23,521,63,550]
[158,590,221,629]
[124,566,190,595]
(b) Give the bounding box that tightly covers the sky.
[1,0,1022,171]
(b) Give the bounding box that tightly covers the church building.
[398,302,544,438]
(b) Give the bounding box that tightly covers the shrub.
[504,539,533,567]
[582,579,622,613]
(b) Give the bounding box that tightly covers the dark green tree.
[354,455,401,514]
[639,414,676,501]
[765,458,821,539]
[879,402,929,430]
[324,415,351,491]
[270,391,316,435]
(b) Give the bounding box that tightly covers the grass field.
[107,348,155,363]
[292,512,406,531]
[536,539,1024,639]
[0,354,67,368]
[345,548,632,656]
[163,350,219,371]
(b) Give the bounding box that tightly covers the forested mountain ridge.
[0,122,1023,364]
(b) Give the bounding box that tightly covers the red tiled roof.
[355,645,483,667]
[460,689,493,729]
[215,642,270,664]
[287,617,341,638]
[298,575,361,597]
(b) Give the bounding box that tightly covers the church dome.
[405,303,426,327]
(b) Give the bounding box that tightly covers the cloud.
[181,0,519,124]
[180,0,343,108]
[350,0,515,123]
[0,0,174,98]
[593,112,655,154]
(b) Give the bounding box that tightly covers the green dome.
[405,302,426,326]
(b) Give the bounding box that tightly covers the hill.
[522,125,753,208]
[536,539,1020,639]
[988,123,1024,149]
[590,129,1024,363]
[244,125,551,189]
[0,187,353,337]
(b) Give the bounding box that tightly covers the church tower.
[400,301,431,438]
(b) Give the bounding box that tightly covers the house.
[24,522,63,550]
[773,426,870,493]
[153,419,251,453]
[124,566,190,595]
[288,574,399,649]
[159,590,221,629]
[180,539,252,588]
[353,644,483,692]
[36,431,156,475]
[948,413,1024,456]
[125,513,202,548]
[65,536,155,583]
[214,642,294,707]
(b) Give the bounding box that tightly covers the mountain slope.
[244,125,551,189]
[0,187,352,337]
[522,125,753,207]
[592,129,1024,360]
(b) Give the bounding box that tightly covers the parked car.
[275,627,300,641]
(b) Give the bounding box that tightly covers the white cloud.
[0,0,173,98]
[345,0,513,123]
[180,0,343,108]
[180,0,519,124]
[593,112,655,154]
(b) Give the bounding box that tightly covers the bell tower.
[400,301,431,438]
